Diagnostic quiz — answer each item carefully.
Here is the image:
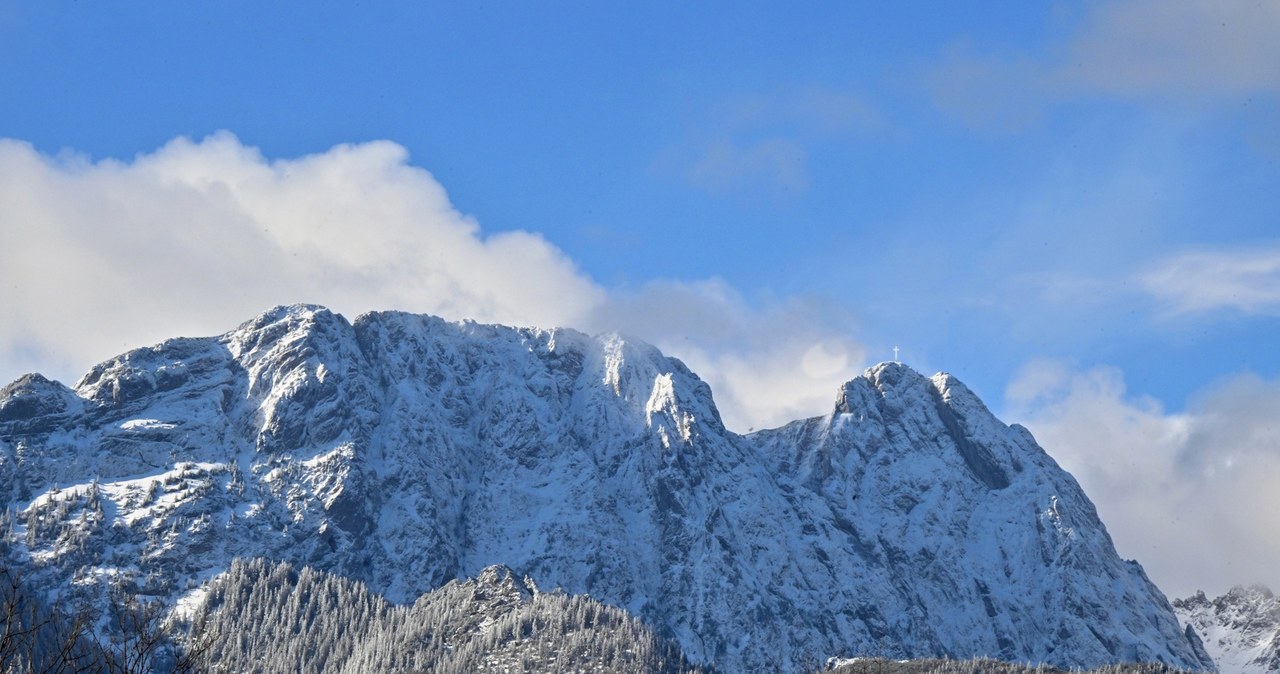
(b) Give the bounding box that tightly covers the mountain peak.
[249,302,337,325]
[864,360,923,388]
[858,362,977,403]
[0,372,80,428]
[1225,584,1277,602]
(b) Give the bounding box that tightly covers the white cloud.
[588,279,864,431]
[1006,360,1280,598]
[684,336,860,432]
[0,133,605,370]
[1141,247,1280,316]
[0,133,862,432]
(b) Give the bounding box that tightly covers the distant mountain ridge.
[1175,586,1280,674]
[0,305,1214,673]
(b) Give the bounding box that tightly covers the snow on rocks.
[1176,585,1280,674]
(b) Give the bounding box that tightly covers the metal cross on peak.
[893,346,900,363]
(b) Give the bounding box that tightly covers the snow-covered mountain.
[1175,586,1280,674]
[0,305,1213,673]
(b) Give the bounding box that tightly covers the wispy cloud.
[925,0,1280,128]
[0,133,864,432]
[1006,360,1280,598]
[1058,0,1280,98]
[681,137,808,196]
[720,86,882,135]
[1141,247,1280,316]
[924,44,1045,132]
[662,86,880,194]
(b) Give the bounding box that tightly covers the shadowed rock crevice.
[928,386,1010,490]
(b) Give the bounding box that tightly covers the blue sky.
[2,1,1279,597]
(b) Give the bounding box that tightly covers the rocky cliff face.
[1175,586,1280,674]
[0,305,1213,674]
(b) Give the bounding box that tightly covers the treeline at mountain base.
[3,556,1207,674]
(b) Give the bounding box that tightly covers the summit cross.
[893,346,900,363]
